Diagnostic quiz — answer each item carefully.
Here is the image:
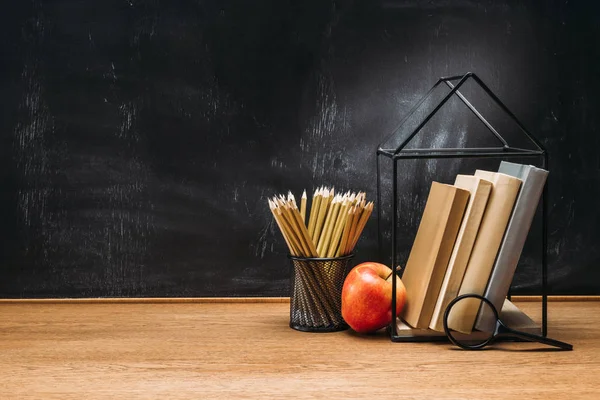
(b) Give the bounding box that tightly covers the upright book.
[429,175,492,332]
[445,170,522,334]
[475,162,549,332]
[400,181,470,329]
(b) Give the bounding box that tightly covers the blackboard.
[1,0,599,297]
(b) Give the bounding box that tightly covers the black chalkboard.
[1,0,599,297]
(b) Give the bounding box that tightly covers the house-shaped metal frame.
[375,72,548,342]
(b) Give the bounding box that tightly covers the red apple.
[341,262,406,333]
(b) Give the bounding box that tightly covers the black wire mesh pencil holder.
[289,254,354,332]
[376,72,548,342]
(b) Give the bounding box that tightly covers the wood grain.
[0,295,598,304]
[1,301,599,399]
[0,297,291,304]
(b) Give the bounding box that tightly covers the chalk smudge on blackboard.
[119,102,137,140]
[304,68,339,181]
[130,0,158,46]
[270,157,285,169]
[255,219,274,259]
[94,98,156,293]
[104,62,118,82]
[299,4,342,180]
[14,4,53,266]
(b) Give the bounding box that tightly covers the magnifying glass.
[443,294,573,351]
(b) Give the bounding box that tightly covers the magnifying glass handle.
[497,323,573,351]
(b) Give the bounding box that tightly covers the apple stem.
[385,271,394,281]
[386,266,400,281]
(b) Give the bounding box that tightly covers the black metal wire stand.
[376,72,548,342]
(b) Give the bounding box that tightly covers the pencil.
[350,201,373,251]
[290,202,318,257]
[327,197,349,258]
[313,188,332,246]
[270,200,300,256]
[300,190,307,224]
[326,193,353,257]
[308,188,322,240]
[281,199,313,257]
[317,195,341,257]
[344,206,359,255]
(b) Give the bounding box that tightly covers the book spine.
[475,164,549,332]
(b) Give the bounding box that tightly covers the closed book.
[429,175,492,332]
[446,171,522,334]
[475,162,549,332]
[400,181,470,329]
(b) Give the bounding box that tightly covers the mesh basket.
[288,254,354,332]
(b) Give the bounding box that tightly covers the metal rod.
[377,150,396,159]
[382,147,542,156]
[391,160,398,337]
[503,147,544,154]
[444,80,509,148]
[393,74,473,155]
[542,152,548,337]
[470,74,546,153]
[440,72,473,81]
[377,155,382,262]
[379,79,444,153]
[392,147,513,153]
[393,151,542,160]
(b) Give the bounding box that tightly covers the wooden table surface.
[1,300,599,399]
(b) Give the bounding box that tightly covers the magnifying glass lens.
[444,295,497,350]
